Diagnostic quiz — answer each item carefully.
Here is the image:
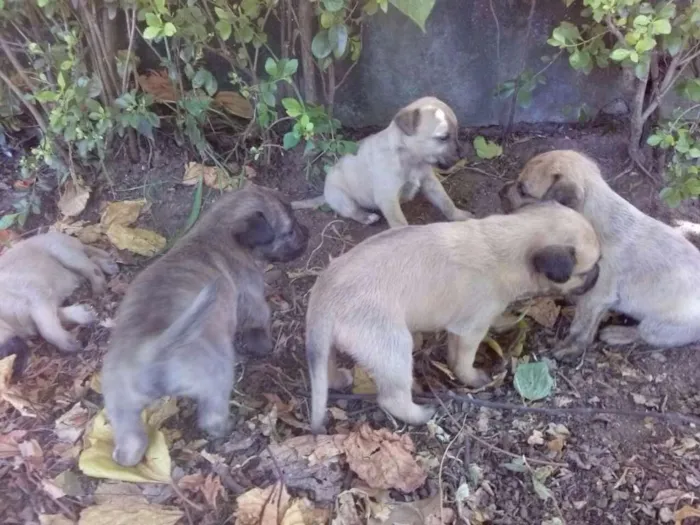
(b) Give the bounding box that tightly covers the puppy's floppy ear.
[394,107,421,136]
[532,245,576,283]
[543,175,581,209]
[236,211,274,247]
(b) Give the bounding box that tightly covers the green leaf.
[311,30,333,59]
[663,32,683,56]
[532,476,554,501]
[216,20,232,40]
[143,26,160,40]
[145,12,161,27]
[183,175,203,233]
[238,24,254,43]
[283,59,299,77]
[388,0,436,32]
[329,23,349,58]
[609,48,630,61]
[568,49,592,71]
[0,213,18,230]
[320,11,335,28]
[677,79,700,102]
[652,18,672,35]
[660,186,681,207]
[283,131,301,150]
[473,136,503,160]
[322,0,345,12]
[264,57,277,77]
[514,361,554,401]
[633,14,650,27]
[647,134,663,146]
[516,88,533,108]
[551,21,580,46]
[501,457,527,473]
[281,97,303,117]
[57,71,66,89]
[635,36,656,53]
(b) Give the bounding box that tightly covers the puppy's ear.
[394,107,421,136]
[236,211,274,247]
[543,175,581,209]
[532,245,576,283]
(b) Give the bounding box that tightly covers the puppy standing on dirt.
[0,232,117,358]
[500,150,700,358]
[292,96,473,227]
[102,184,308,467]
[306,203,601,432]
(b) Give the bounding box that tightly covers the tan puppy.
[292,96,472,227]
[500,150,700,358]
[0,232,117,357]
[306,202,601,432]
[102,184,308,467]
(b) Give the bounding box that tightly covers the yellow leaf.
[235,482,291,525]
[0,354,14,391]
[78,502,183,525]
[430,360,456,381]
[78,410,171,484]
[78,224,106,244]
[100,200,146,228]
[483,336,504,358]
[214,91,253,119]
[525,298,561,329]
[182,162,234,190]
[106,224,166,257]
[0,354,36,417]
[352,366,377,395]
[280,498,330,525]
[58,180,90,218]
[676,505,700,524]
[39,515,75,525]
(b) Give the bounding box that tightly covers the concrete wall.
[333,0,633,128]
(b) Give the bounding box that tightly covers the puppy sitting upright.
[102,184,308,467]
[500,150,700,358]
[0,232,117,357]
[306,203,601,432]
[293,96,472,227]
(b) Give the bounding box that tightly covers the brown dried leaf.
[182,162,234,190]
[39,515,75,525]
[202,474,226,509]
[42,478,67,500]
[177,472,205,492]
[370,494,454,524]
[55,403,90,444]
[0,429,27,458]
[106,224,166,257]
[235,482,291,525]
[526,298,561,329]
[675,505,700,524]
[653,489,694,506]
[93,482,147,505]
[138,70,178,102]
[343,423,426,492]
[58,180,91,218]
[214,91,253,119]
[18,438,44,471]
[281,498,330,525]
[100,200,146,228]
[78,502,183,525]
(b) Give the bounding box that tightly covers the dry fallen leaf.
[235,482,291,525]
[39,515,75,525]
[343,424,426,492]
[78,409,171,484]
[78,502,183,525]
[214,91,253,119]
[182,162,234,190]
[370,493,454,525]
[280,498,330,525]
[55,403,90,444]
[42,478,67,500]
[93,481,147,505]
[138,70,178,102]
[58,180,91,218]
[0,429,27,458]
[202,473,226,509]
[18,438,44,471]
[525,298,561,329]
[352,366,377,395]
[106,224,166,257]
[100,199,146,228]
[675,505,700,524]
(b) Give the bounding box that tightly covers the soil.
[2,123,700,525]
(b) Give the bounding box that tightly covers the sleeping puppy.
[102,184,309,467]
[306,202,601,432]
[499,150,700,359]
[292,96,473,227]
[0,232,117,359]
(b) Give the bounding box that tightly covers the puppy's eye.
[436,135,450,142]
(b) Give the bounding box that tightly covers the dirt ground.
[2,123,700,525]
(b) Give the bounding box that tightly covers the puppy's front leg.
[421,173,473,221]
[555,290,613,360]
[446,329,492,388]
[238,293,273,356]
[378,195,409,228]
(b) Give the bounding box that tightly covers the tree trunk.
[298,0,317,104]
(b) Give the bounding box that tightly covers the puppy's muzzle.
[571,263,600,295]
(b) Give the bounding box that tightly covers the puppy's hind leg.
[368,328,436,425]
[192,340,235,437]
[633,316,700,348]
[84,245,119,275]
[30,302,81,352]
[324,185,380,225]
[46,240,108,293]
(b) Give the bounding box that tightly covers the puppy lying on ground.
[0,232,117,360]
[306,202,601,432]
[102,184,309,467]
[500,150,700,359]
[292,96,473,227]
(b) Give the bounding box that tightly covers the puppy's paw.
[57,336,82,353]
[67,304,98,326]
[552,341,585,362]
[112,433,149,467]
[90,272,107,295]
[363,213,381,225]
[201,414,233,438]
[406,404,438,426]
[454,366,492,389]
[329,367,353,390]
[100,259,120,276]
[451,209,474,221]
[240,328,273,357]
[598,325,639,346]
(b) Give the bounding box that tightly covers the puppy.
[102,184,309,467]
[306,202,601,432]
[499,150,700,358]
[292,97,472,227]
[0,232,117,357]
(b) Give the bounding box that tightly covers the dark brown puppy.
[102,184,308,467]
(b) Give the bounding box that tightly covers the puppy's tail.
[306,323,332,434]
[151,277,222,354]
[291,195,325,210]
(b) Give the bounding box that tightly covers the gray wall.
[334,0,633,128]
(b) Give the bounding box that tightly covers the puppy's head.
[232,184,309,262]
[499,150,603,213]
[392,96,461,170]
[518,203,601,296]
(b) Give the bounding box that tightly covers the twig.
[438,414,467,525]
